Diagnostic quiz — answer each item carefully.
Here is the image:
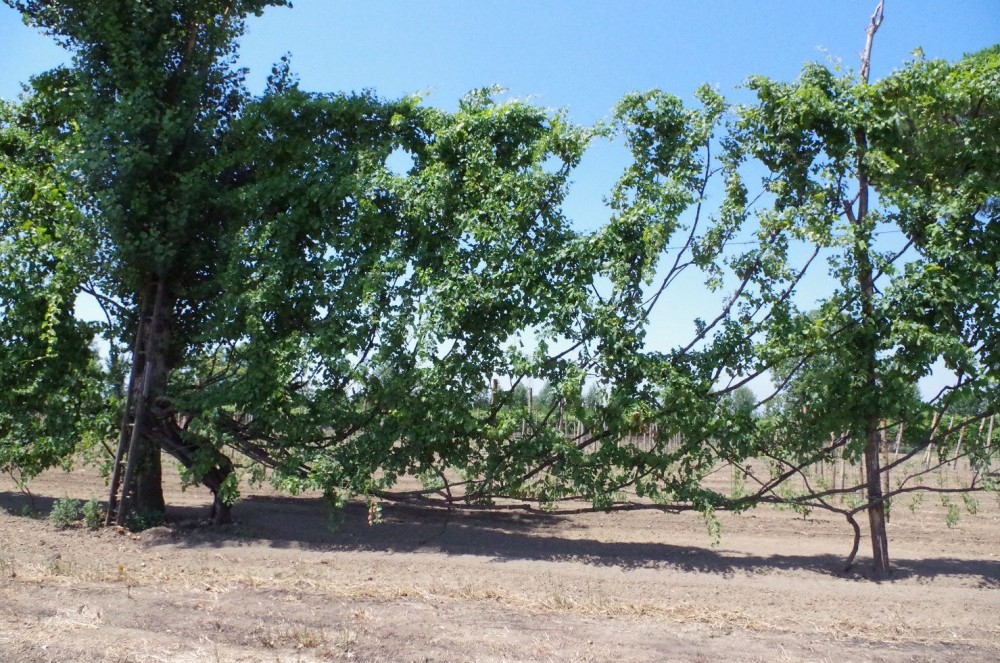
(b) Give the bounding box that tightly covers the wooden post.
[881,422,890,510]
[116,353,157,526]
[925,412,941,468]
[830,433,837,487]
[115,278,167,528]
[944,415,956,464]
[952,425,966,469]
[839,438,849,492]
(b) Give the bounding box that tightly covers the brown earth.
[0,461,997,663]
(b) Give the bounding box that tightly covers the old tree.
[1,0,633,525]
[1,0,997,577]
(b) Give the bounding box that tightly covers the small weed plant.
[48,497,83,529]
[940,495,961,528]
[82,498,103,529]
[126,507,165,532]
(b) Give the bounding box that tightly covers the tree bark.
[115,280,168,527]
[134,279,171,519]
[151,422,236,525]
[855,0,891,580]
[863,428,890,576]
[134,443,166,515]
[853,129,891,577]
[114,276,237,526]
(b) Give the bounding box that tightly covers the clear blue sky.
[234,2,999,119]
[4,2,997,121]
[2,1,998,396]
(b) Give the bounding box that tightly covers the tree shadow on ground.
[3,489,996,586]
[0,490,58,517]
[122,493,1000,586]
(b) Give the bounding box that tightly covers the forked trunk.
[111,277,236,526]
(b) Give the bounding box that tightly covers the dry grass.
[2,461,998,663]
[3,530,992,649]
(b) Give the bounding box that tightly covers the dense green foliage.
[1,2,996,574]
[0,84,107,483]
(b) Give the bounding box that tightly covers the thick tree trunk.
[113,276,237,526]
[211,497,232,525]
[135,445,166,515]
[864,428,890,576]
[135,279,171,521]
[151,420,236,525]
[115,280,169,527]
[142,278,236,524]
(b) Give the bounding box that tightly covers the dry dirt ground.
[0,461,997,663]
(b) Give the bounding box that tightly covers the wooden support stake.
[881,421,890,505]
[839,437,849,492]
[830,433,837,486]
[952,425,966,468]
[925,412,942,468]
[115,360,155,527]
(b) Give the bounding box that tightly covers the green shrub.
[125,507,165,532]
[49,497,83,529]
[82,498,103,529]
[941,495,961,528]
[962,493,979,516]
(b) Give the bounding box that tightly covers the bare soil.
[1,461,997,662]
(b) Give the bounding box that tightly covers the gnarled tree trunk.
[112,277,235,526]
